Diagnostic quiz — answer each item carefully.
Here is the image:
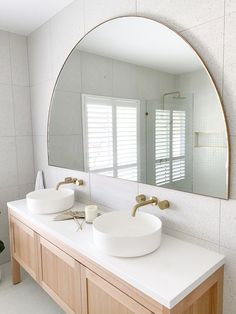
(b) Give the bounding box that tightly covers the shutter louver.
[85,100,114,176]
[155,109,171,185]
[83,95,139,181]
[155,109,186,186]
[117,106,138,181]
[172,110,186,182]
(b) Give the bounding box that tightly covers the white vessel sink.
[93,211,162,257]
[26,188,74,214]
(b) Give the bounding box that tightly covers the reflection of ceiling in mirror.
[78,17,202,75]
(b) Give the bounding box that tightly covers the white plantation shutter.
[172,110,186,182]
[116,104,138,181]
[85,99,113,174]
[155,110,170,185]
[83,95,140,181]
[155,109,186,186]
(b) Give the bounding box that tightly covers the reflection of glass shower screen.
[155,94,189,186]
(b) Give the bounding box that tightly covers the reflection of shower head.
[163,91,186,104]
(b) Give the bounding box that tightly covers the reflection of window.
[82,95,140,181]
[155,109,186,186]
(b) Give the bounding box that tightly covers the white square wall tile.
[0,138,18,188]
[19,183,34,199]
[9,33,29,86]
[181,17,224,94]
[230,163,236,199]
[226,0,236,14]
[223,12,236,136]
[56,50,82,93]
[13,86,32,136]
[33,135,48,175]
[31,80,54,136]
[219,247,236,314]
[137,0,224,32]
[0,186,19,239]
[16,136,35,185]
[90,174,138,210]
[0,84,15,137]
[28,21,52,85]
[230,135,236,165]
[138,183,220,244]
[112,61,138,99]
[84,0,136,32]
[220,199,236,251]
[51,0,84,78]
[0,30,11,85]
[81,52,113,96]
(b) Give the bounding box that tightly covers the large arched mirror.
[48,16,229,199]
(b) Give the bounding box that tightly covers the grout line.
[83,0,86,35]
[222,0,226,100]
[179,15,225,34]
[219,199,222,252]
[26,40,39,179]
[8,32,20,199]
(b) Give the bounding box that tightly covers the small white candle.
[85,205,98,223]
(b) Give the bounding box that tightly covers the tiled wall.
[26,1,236,313]
[0,31,35,264]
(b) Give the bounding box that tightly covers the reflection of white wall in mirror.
[176,69,227,198]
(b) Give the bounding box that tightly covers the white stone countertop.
[7,199,225,309]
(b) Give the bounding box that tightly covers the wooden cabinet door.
[38,237,81,314]
[81,266,153,314]
[10,216,38,280]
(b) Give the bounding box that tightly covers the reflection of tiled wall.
[0,32,34,264]
[26,1,236,313]
[49,50,175,171]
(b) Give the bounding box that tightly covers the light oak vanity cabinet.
[8,208,224,314]
[9,216,38,282]
[38,237,81,314]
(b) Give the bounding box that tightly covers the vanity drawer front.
[10,216,38,279]
[81,266,153,314]
[38,237,81,314]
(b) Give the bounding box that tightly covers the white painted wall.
[0,31,34,264]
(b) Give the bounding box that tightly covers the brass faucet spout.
[56,177,83,190]
[131,196,158,217]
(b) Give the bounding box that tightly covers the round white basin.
[26,188,74,214]
[93,211,162,257]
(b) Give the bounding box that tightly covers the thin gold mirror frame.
[47,15,230,199]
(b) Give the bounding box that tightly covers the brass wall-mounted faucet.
[131,194,169,217]
[56,177,83,190]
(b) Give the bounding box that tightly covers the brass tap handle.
[158,200,170,210]
[136,194,146,203]
[74,179,83,186]
[65,177,73,183]
[150,196,158,205]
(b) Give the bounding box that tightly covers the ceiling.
[79,17,203,75]
[0,0,74,35]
